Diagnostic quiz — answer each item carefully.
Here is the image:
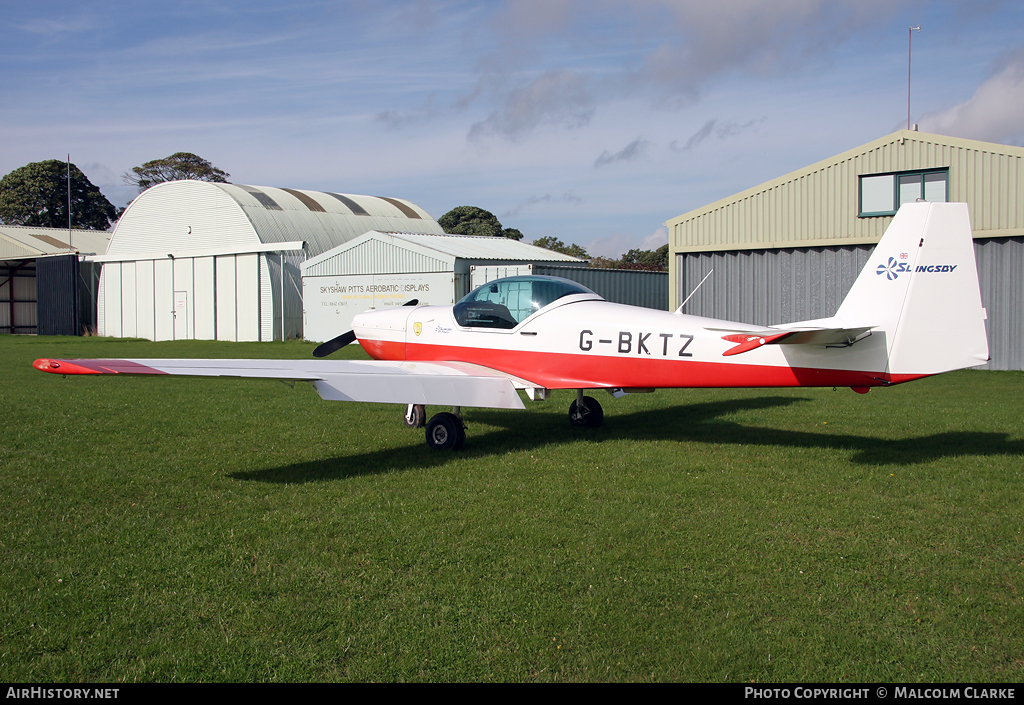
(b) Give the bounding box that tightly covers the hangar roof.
[0,225,110,260]
[303,230,587,277]
[104,180,444,262]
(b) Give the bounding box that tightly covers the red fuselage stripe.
[359,339,926,389]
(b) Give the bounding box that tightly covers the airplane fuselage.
[353,295,915,392]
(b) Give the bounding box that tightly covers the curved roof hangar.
[105,180,443,261]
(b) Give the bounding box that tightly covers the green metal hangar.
[666,129,1024,370]
[93,180,444,342]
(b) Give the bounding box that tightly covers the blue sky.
[4,1,1023,257]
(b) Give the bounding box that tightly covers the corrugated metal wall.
[1,255,95,336]
[303,238,451,277]
[677,246,873,325]
[36,255,79,336]
[974,237,1024,370]
[265,253,304,340]
[535,265,669,310]
[677,238,1024,370]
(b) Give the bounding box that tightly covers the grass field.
[1,334,1022,682]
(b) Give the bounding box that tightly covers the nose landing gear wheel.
[425,412,465,450]
[568,396,603,428]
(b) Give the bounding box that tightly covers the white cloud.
[585,226,668,259]
[640,226,668,250]
[918,50,1024,145]
[586,232,639,259]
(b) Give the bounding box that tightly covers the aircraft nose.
[353,306,412,332]
[352,307,413,360]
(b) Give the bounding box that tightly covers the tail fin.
[835,202,989,376]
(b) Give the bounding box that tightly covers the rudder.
[835,202,988,376]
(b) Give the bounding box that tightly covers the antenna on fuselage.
[676,269,713,314]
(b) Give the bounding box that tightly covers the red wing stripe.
[33,359,168,375]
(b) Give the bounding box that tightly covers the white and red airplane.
[34,202,989,450]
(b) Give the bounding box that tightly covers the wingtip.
[33,358,56,372]
[33,358,103,374]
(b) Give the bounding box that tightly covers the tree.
[619,244,669,271]
[532,236,589,259]
[0,160,117,230]
[438,206,524,240]
[586,244,669,270]
[123,152,230,191]
[587,256,622,269]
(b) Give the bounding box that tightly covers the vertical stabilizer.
[835,202,988,376]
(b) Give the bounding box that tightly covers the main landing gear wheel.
[569,395,604,428]
[404,404,426,428]
[425,412,465,450]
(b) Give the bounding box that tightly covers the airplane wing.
[32,358,533,410]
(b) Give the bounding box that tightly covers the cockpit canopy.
[453,275,598,329]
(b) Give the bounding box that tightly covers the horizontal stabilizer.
[769,324,875,346]
[719,325,874,356]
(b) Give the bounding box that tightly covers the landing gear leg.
[568,390,604,428]
[404,404,426,428]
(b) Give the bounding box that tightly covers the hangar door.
[99,253,264,342]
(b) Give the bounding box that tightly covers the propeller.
[312,330,356,358]
[312,299,419,358]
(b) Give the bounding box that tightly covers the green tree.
[123,152,230,191]
[0,160,117,230]
[438,206,524,240]
[587,256,622,269]
[532,236,589,259]
[620,244,669,271]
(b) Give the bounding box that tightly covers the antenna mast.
[908,26,921,130]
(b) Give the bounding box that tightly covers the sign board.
[303,272,456,342]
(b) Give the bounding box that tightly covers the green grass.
[1,335,1022,682]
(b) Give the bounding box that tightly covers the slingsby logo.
[877,256,911,280]
[414,322,422,336]
[877,254,958,279]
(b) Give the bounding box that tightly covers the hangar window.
[454,275,595,329]
[859,168,948,217]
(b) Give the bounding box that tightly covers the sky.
[3,0,1023,258]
